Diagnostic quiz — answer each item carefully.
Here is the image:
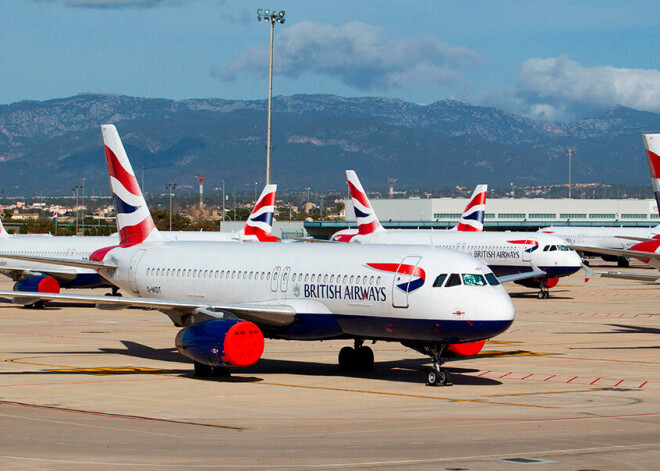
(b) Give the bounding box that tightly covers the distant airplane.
[332,182,488,242]
[0,181,279,297]
[333,170,582,299]
[540,134,660,267]
[0,124,516,386]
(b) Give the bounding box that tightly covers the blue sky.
[2,0,660,120]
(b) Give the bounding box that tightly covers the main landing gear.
[426,343,452,387]
[537,283,550,300]
[193,361,231,378]
[105,286,122,297]
[338,339,374,371]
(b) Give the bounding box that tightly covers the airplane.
[333,170,582,299]
[539,134,660,267]
[0,184,279,297]
[331,183,488,242]
[0,124,516,386]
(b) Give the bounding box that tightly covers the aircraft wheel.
[193,361,214,378]
[356,346,374,370]
[338,346,356,370]
[427,368,452,386]
[538,290,549,299]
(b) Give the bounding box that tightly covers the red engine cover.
[38,276,60,294]
[222,321,265,367]
[447,340,486,357]
[544,276,559,288]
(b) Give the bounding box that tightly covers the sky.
[2,0,660,121]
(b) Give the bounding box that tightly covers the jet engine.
[14,275,60,294]
[446,340,486,357]
[175,318,264,368]
[12,275,60,306]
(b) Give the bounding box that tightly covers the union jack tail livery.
[241,184,279,242]
[643,134,660,219]
[0,218,8,239]
[101,125,163,246]
[454,184,487,232]
[346,170,385,236]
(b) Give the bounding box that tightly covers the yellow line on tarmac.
[259,382,557,409]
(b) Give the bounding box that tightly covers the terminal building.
[305,197,659,239]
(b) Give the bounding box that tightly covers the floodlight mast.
[257,8,286,185]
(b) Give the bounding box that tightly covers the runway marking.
[258,382,557,409]
[49,367,181,375]
[473,369,658,389]
[487,388,613,397]
[0,443,656,468]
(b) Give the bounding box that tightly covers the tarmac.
[0,263,658,470]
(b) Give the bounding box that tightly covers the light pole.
[73,186,82,234]
[221,179,226,222]
[257,8,286,185]
[139,166,147,199]
[566,149,575,199]
[81,177,85,235]
[166,183,177,231]
[254,181,258,202]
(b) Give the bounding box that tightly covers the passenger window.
[243,272,247,279]
[369,276,374,285]
[356,276,361,284]
[445,273,462,287]
[376,276,381,285]
[323,274,328,283]
[249,272,253,280]
[462,274,487,286]
[311,274,316,282]
[330,275,335,283]
[343,275,348,283]
[305,274,309,282]
[433,274,447,287]
[166,269,171,277]
[350,276,354,283]
[485,273,500,286]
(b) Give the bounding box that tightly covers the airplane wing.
[497,265,546,284]
[0,265,88,282]
[614,236,654,242]
[596,271,660,282]
[565,245,660,261]
[0,290,296,327]
[0,253,117,270]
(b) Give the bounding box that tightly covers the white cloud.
[33,0,188,8]
[217,21,482,92]
[516,55,660,119]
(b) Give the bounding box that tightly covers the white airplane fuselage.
[342,231,581,279]
[540,226,660,251]
[97,241,515,343]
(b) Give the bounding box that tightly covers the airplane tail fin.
[643,134,660,226]
[101,125,163,246]
[0,218,9,239]
[241,184,279,241]
[346,170,385,235]
[454,184,488,232]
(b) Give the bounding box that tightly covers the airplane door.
[392,256,421,308]
[280,266,291,292]
[128,249,146,294]
[522,239,535,262]
[270,266,281,292]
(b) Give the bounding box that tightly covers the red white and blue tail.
[101,125,162,246]
[0,218,9,239]
[643,134,660,223]
[241,184,279,242]
[454,184,487,232]
[346,170,384,235]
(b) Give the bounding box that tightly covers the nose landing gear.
[537,284,549,299]
[426,343,452,387]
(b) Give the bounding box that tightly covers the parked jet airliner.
[0,125,515,386]
[333,171,582,299]
[540,134,660,267]
[0,184,278,296]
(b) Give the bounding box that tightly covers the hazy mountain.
[0,94,658,195]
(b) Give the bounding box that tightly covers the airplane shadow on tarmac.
[7,340,502,386]
[507,289,573,300]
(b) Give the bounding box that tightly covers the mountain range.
[0,93,658,195]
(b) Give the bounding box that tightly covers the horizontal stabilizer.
[0,253,117,270]
[565,244,660,262]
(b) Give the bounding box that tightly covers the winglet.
[241,184,279,242]
[454,184,487,232]
[643,134,660,221]
[0,218,8,239]
[101,125,163,246]
[346,170,384,235]
[583,263,595,283]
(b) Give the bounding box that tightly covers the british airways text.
[304,284,387,301]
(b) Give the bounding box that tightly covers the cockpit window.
[462,274,487,286]
[549,245,557,251]
[433,274,447,287]
[557,245,570,251]
[485,273,500,286]
[445,273,462,287]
